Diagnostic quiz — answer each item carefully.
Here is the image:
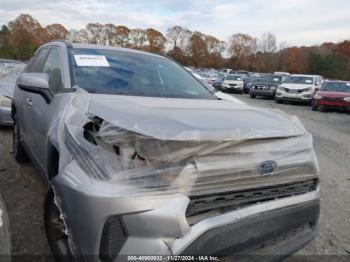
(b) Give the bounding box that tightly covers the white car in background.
[275,74,323,104]
[185,67,244,104]
[0,60,26,126]
[221,74,244,94]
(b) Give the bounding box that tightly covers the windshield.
[321,81,350,92]
[284,76,314,84]
[226,75,242,81]
[261,75,282,83]
[69,48,215,99]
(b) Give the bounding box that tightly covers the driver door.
[28,47,65,170]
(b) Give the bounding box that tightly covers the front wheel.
[45,191,74,262]
[311,100,318,111]
[250,93,256,99]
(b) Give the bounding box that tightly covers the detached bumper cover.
[53,172,319,260]
[181,194,319,257]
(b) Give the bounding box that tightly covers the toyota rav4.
[12,41,320,261]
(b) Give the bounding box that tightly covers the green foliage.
[309,53,348,80]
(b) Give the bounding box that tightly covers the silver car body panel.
[12,42,320,259]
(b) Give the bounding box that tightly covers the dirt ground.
[0,93,349,261]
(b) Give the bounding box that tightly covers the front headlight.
[270,86,277,90]
[0,96,11,108]
[344,97,350,102]
[314,93,323,100]
[303,87,312,92]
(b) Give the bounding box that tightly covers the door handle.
[26,98,32,106]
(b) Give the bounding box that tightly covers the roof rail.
[54,39,73,48]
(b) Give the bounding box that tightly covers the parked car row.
[190,67,350,113]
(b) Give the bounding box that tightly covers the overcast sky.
[0,0,350,47]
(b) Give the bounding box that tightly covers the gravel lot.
[0,93,349,261]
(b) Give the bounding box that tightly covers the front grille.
[323,97,343,102]
[99,216,128,262]
[285,88,303,93]
[254,85,268,90]
[186,179,318,217]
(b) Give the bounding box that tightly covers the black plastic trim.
[17,83,53,104]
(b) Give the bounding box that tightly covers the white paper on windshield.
[305,80,312,83]
[74,55,110,67]
[273,78,279,81]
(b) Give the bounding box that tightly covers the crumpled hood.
[88,94,306,141]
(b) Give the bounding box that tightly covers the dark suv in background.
[250,75,282,99]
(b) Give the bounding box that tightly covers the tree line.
[0,14,349,80]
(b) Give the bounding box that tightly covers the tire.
[250,94,256,99]
[13,114,29,163]
[318,105,326,112]
[275,99,284,104]
[0,194,11,261]
[45,190,74,262]
[311,100,318,111]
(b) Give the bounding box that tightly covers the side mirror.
[314,87,320,92]
[17,73,53,103]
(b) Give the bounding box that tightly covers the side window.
[41,48,63,93]
[26,48,50,73]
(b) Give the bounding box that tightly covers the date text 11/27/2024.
[127,256,220,261]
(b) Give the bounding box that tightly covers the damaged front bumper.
[53,175,319,261]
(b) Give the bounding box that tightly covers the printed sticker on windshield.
[74,55,110,67]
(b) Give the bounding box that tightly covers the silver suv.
[12,41,320,261]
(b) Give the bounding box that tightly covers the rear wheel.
[12,114,29,163]
[45,190,74,262]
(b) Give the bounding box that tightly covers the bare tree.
[104,23,117,45]
[258,32,277,53]
[129,28,147,49]
[68,29,89,44]
[115,25,130,47]
[166,26,192,55]
[86,23,106,44]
